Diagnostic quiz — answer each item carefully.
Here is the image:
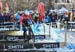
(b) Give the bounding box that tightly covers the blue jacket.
[45,15,51,23]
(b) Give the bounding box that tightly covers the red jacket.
[38,14,44,22]
[20,14,28,24]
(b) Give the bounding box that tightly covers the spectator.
[33,12,39,23]
[45,14,51,23]
[10,14,16,22]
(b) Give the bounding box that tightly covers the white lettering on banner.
[7,37,18,41]
[43,44,59,48]
[8,45,23,49]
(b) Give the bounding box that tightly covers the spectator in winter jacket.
[38,13,44,23]
[45,14,51,23]
[33,13,39,23]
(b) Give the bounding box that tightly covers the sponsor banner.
[0,43,59,50]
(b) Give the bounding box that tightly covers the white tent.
[59,7,68,14]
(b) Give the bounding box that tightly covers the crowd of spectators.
[0,9,75,29]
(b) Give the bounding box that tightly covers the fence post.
[49,23,50,38]
[43,23,45,38]
[64,21,67,46]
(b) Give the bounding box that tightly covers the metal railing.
[0,22,20,31]
[0,21,75,31]
[49,21,75,31]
